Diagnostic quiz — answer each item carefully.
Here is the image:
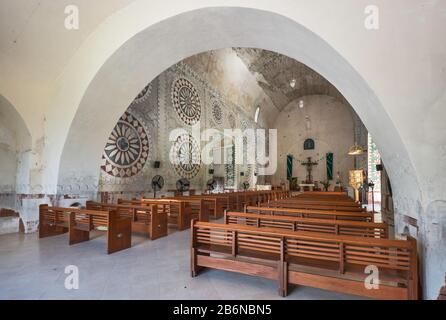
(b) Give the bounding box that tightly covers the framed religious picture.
[303,138,315,150]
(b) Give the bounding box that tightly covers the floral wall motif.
[101,111,150,178]
[99,56,264,194]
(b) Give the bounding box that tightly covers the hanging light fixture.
[290,79,296,88]
[348,142,367,155]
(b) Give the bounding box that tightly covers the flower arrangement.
[321,180,331,192]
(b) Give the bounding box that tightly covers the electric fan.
[151,175,164,198]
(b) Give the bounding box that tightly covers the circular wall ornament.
[169,134,201,178]
[101,111,149,178]
[133,83,152,103]
[211,100,223,125]
[171,78,201,125]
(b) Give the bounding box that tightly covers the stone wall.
[271,95,355,189]
[98,50,274,196]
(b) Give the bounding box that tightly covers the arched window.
[254,106,260,123]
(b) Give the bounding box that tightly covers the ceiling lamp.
[290,79,296,88]
[348,143,367,155]
[299,100,304,109]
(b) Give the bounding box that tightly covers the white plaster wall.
[98,51,266,194]
[0,1,444,298]
[182,48,276,128]
[272,96,355,188]
[0,95,32,211]
[0,125,17,190]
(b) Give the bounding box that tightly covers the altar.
[298,183,315,191]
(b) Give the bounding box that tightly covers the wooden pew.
[266,201,366,212]
[155,195,222,219]
[85,201,167,240]
[225,211,388,238]
[119,198,191,230]
[39,204,70,238]
[297,191,348,197]
[119,198,210,230]
[40,205,132,254]
[197,190,290,214]
[142,198,210,227]
[286,199,360,207]
[245,206,373,222]
[191,220,418,300]
[68,207,132,254]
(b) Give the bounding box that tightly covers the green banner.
[286,155,293,181]
[326,152,333,180]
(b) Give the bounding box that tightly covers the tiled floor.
[0,228,363,300]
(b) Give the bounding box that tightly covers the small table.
[299,184,315,191]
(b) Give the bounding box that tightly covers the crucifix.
[301,156,318,183]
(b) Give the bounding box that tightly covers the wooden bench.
[39,204,70,238]
[40,205,132,254]
[142,198,211,228]
[191,220,418,300]
[245,206,374,222]
[285,199,360,207]
[266,201,366,212]
[297,191,348,197]
[149,196,217,220]
[86,201,167,240]
[120,198,191,230]
[69,207,132,254]
[198,190,290,213]
[119,198,210,230]
[225,211,388,238]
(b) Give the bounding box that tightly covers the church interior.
[0,1,445,301]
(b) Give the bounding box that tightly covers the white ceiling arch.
[1,1,444,300]
[56,6,419,206]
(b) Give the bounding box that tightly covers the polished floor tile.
[0,229,364,300]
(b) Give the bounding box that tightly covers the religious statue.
[301,157,318,183]
[349,170,365,203]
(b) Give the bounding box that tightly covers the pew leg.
[69,227,89,245]
[107,216,132,254]
[150,212,168,240]
[200,203,210,222]
[278,261,288,297]
[39,223,68,238]
[191,248,199,277]
[179,211,191,231]
[214,204,223,219]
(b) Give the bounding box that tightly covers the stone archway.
[58,7,419,204]
[53,7,439,298]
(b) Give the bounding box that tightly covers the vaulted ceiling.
[233,48,349,111]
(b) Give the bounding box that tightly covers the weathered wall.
[98,50,271,196]
[0,2,444,298]
[0,95,32,212]
[272,95,355,188]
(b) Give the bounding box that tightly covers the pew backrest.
[225,211,388,238]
